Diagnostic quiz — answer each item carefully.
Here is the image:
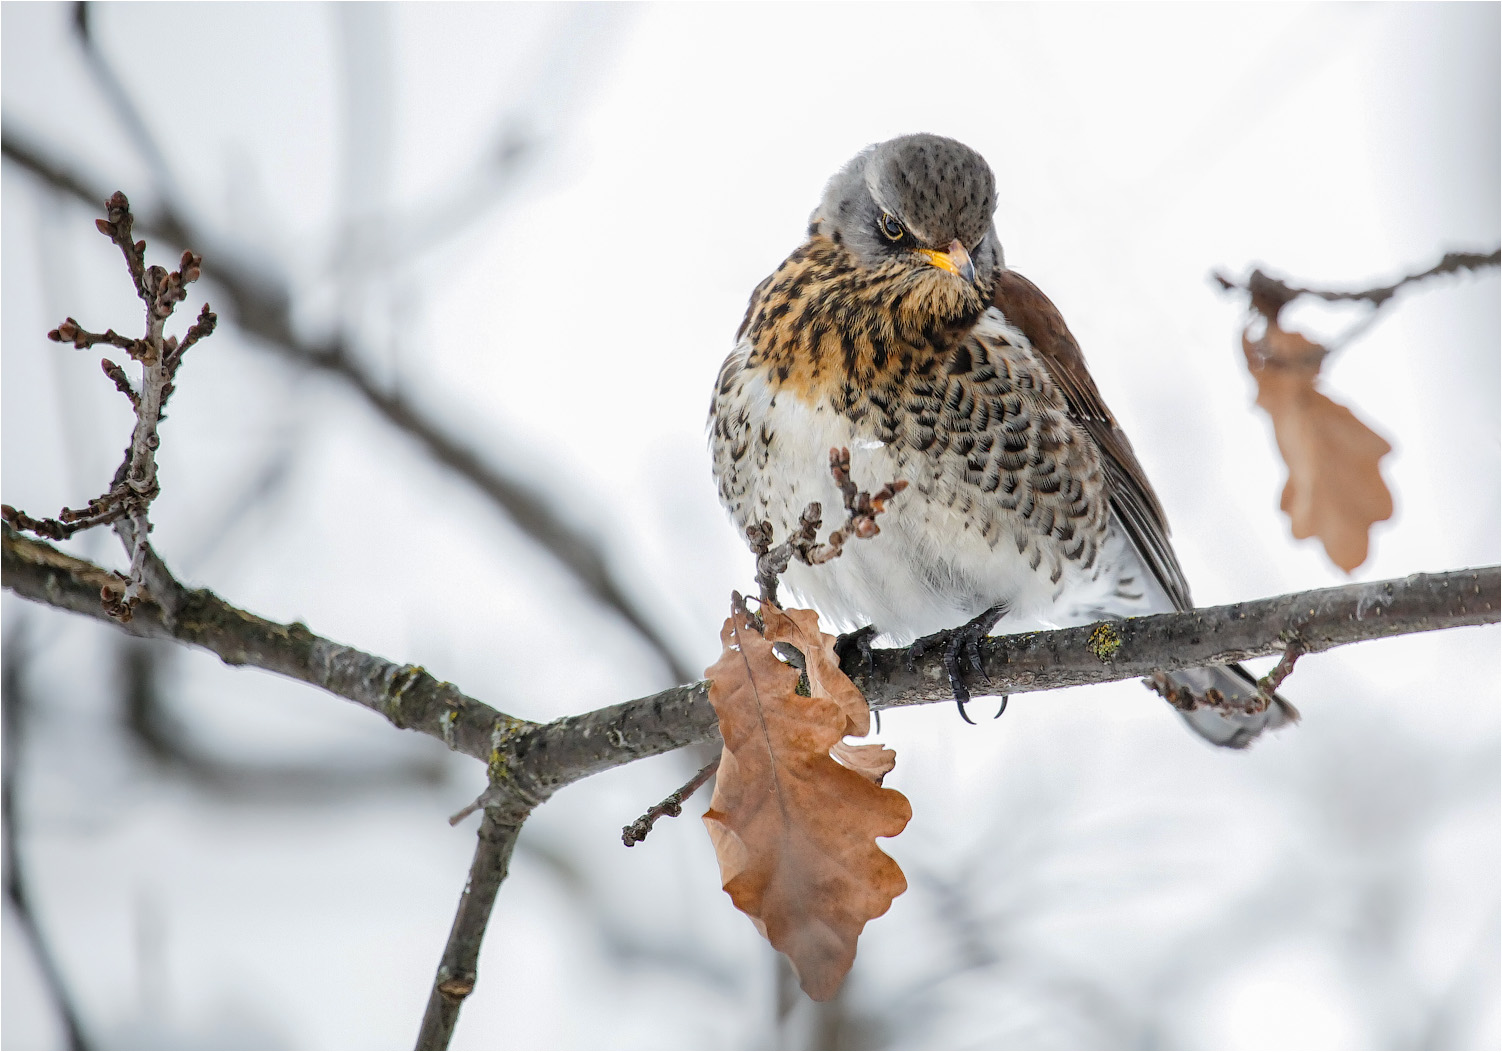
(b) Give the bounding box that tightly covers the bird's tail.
[1147,664,1299,749]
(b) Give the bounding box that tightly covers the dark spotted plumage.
[709,134,1296,747]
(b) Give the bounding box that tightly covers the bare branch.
[1258,639,1305,699]
[502,566,1500,796]
[47,318,143,356]
[1,524,531,765]
[99,357,139,406]
[6,192,216,622]
[2,501,126,542]
[7,524,1496,1048]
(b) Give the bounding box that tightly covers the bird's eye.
[880,213,905,241]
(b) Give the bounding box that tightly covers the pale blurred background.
[2,3,1498,1049]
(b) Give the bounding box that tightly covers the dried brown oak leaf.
[1243,321,1393,572]
[702,596,911,1001]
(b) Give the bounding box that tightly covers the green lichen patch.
[1087,623,1122,662]
[488,746,508,784]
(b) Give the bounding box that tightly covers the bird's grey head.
[811,133,1003,291]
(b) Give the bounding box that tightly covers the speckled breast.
[709,306,1117,636]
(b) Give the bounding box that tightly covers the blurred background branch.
[3,626,92,1051]
[0,122,693,683]
[0,0,695,686]
[116,638,447,800]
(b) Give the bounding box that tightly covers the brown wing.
[992,269,1193,611]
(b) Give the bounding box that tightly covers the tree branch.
[415,806,527,1051]
[4,191,214,622]
[1214,248,1501,319]
[1214,247,1501,352]
[747,447,906,608]
[8,521,1495,789]
[1,524,532,766]
[0,128,695,686]
[500,566,1500,795]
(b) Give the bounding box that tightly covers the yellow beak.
[918,239,977,284]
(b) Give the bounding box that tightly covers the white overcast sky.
[2,3,1498,1049]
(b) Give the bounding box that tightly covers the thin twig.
[99,358,139,406]
[1,502,127,542]
[47,317,143,356]
[1257,639,1305,702]
[622,756,721,846]
[748,447,906,607]
[4,192,214,623]
[1214,248,1501,325]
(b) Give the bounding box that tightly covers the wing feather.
[991,269,1193,611]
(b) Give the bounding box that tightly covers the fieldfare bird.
[709,133,1296,747]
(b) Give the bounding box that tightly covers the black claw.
[906,603,1009,725]
[873,708,882,733]
[942,644,971,705]
[994,695,1009,719]
[965,634,987,679]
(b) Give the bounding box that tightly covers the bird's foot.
[906,604,1008,724]
[834,624,878,680]
[834,624,881,732]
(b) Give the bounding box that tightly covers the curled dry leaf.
[766,602,898,785]
[829,740,898,785]
[1243,322,1393,572]
[702,596,911,1001]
